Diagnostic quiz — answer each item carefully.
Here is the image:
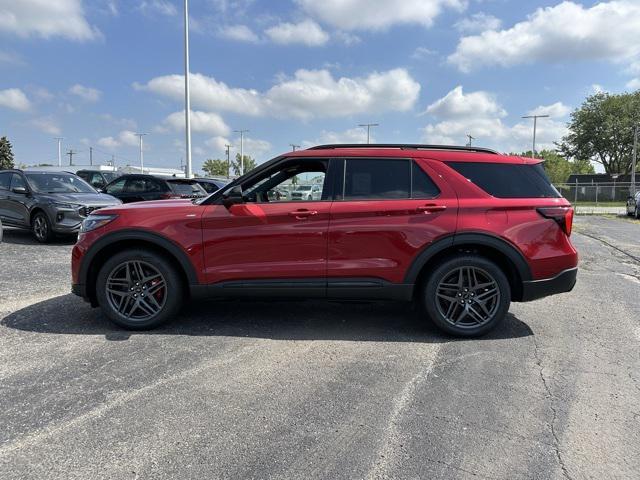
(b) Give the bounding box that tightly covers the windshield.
[26,173,97,194]
[168,180,207,196]
[297,185,312,190]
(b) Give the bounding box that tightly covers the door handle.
[416,204,447,214]
[289,209,318,220]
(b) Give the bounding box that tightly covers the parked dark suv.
[0,169,121,242]
[76,169,121,190]
[102,174,207,203]
[72,144,578,337]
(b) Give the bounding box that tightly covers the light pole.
[234,129,249,175]
[135,133,147,173]
[183,0,193,179]
[522,114,549,158]
[54,137,63,167]
[358,123,379,144]
[225,144,231,178]
[465,134,475,147]
[632,125,638,195]
[290,144,300,151]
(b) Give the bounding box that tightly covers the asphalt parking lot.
[1,216,639,480]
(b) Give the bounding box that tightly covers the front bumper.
[520,267,577,302]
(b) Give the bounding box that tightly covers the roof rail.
[306,143,499,155]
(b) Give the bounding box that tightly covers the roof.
[287,144,540,164]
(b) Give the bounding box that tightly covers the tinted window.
[103,172,119,182]
[0,172,10,190]
[125,178,162,193]
[343,159,409,200]
[168,181,206,196]
[105,178,126,194]
[10,174,26,190]
[447,162,561,198]
[412,162,440,199]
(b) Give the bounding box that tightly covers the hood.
[37,192,122,206]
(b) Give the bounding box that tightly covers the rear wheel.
[96,249,184,330]
[32,211,53,243]
[422,255,511,337]
[635,206,639,220]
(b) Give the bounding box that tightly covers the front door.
[327,157,458,285]
[201,157,334,291]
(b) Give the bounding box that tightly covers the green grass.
[572,201,626,207]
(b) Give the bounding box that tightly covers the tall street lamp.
[358,123,379,144]
[522,114,549,158]
[183,0,193,179]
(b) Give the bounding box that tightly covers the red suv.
[71,145,577,337]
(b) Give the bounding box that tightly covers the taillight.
[160,193,181,199]
[537,206,574,236]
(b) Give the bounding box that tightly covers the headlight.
[52,202,81,210]
[80,214,118,233]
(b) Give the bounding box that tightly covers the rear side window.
[0,172,10,190]
[447,162,560,198]
[343,159,410,200]
[412,162,440,199]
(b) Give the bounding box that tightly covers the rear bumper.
[520,267,577,302]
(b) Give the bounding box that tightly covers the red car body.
[72,145,577,324]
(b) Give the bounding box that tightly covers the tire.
[96,249,184,330]
[422,255,511,337]
[635,207,640,220]
[32,211,53,243]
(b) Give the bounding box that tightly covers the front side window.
[10,173,26,190]
[242,159,328,203]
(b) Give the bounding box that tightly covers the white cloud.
[69,84,102,102]
[0,50,24,66]
[526,102,571,119]
[449,1,640,72]
[302,127,370,148]
[137,68,421,119]
[138,0,177,16]
[296,0,466,31]
[219,24,259,43]
[241,137,272,157]
[591,84,605,94]
[627,78,640,90]
[454,12,501,33]
[97,130,140,149]
[411,47,437,60]
[205,136,230,153]
[0,0,99,41]
[423,86,506,119]
[31,116,61,135]
[163,110,230,136]
[0,88,31,111]
[265,20,329,46]
[99,114,137,130]
[421,86,568,152]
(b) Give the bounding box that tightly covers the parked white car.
[290,184,322,201]
[626,191,640,218]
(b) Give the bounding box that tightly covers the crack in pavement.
[532,335,572,480]
[575,230,640,265]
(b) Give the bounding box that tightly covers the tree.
[0,136,15,170]
[559,91,640,174]
[202,158,229,177]
[231,153,257,176]
[514,150,594,184]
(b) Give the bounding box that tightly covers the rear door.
[327,158,458,286]
[5,173,31,226]
[0,172,11,222]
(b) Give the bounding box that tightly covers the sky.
[1,0,639,173]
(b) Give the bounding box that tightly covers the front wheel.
[422,256,511,337]
[32,211,53,243]
[96,249,184,330]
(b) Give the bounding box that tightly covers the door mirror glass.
[222,185,244,208]
[12,186,28,194]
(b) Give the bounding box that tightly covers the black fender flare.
[403,232,532,284]
[78,229,199,287]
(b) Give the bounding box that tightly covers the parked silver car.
[626,191,640,218]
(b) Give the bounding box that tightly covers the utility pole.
[225,144,231,178]
[358,123,379,144]
[465,134,475,147]
[54,137,63,167]
[111,155,116,168]
[183,0,193,179]
[632,125,638,195]
[522,114,549,158]
[290,144,300,152]
[135,133,147,173]
[66,149,78,166]
[234,129,249,175]
[89,147,93,166]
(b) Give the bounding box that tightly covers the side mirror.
[12,186,28,195]
[222,185,244,209]
[97,188,105,193]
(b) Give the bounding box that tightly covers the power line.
[465,134,475,147]
[66,149,79,166]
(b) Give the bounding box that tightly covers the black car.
[194,177,228,194]
[0,169,121,242]
[102,174,208,203]
[76,169,121,190]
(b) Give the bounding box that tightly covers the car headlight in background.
[80,214,118,233]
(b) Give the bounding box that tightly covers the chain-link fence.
[553,182,637,214]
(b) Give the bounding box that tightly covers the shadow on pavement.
[0,227,77,246]
[2,294,534,343]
